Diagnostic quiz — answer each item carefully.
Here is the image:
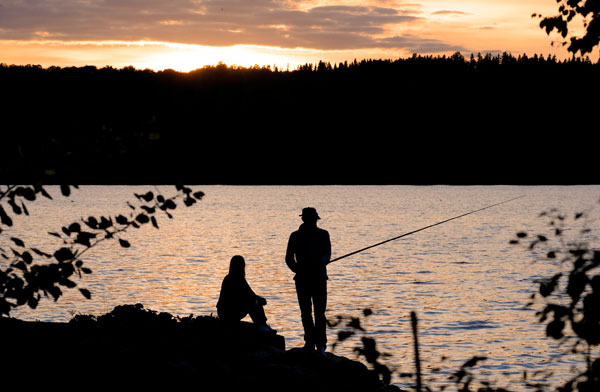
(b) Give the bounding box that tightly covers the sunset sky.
[0,0,595,71]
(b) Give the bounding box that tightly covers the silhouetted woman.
[217,255,276,333]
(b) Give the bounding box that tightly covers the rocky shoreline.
[0,304,403,391]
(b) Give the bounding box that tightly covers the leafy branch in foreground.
[327,308,395,386]
[510,201,600,392]
[0,185,203,316]
[329,309,518,392]
[532,1,600,56]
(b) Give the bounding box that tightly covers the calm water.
[4,185,600,389]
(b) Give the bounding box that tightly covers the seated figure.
[217,255,276,334]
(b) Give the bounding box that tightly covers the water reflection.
[4,185,600,390]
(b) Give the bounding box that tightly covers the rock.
[0,304,404,391]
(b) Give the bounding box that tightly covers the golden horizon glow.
[0,39,432,71]
[1,0,598,71]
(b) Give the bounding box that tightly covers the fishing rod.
[327,195,524,265]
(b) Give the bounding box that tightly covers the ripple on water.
[6,185,599,392]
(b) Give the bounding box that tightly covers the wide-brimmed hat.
[300,207,320,220]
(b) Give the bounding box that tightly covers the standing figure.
[285,207,331,354]
[217,255,276,334]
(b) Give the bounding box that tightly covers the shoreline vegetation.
[2,52,599,185]
[0,303,403,392]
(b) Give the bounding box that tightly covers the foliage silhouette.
[510,201,600,392]
[329,309,518,392]
[533,1,600,56]
[331,200,600,392]
[327,308,394,386]
[0,185,203,316]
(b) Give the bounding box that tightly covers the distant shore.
[2,56,598,185]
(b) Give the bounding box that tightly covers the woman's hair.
[229,255,246,277]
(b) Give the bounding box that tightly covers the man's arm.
[322,231,331,264]
[285,232,297,273]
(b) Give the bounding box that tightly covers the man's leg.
[296,280,315,349]
[313,279,328,350]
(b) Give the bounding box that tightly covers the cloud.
[0,0,460,52]
[378,35,466,52]
[431,10,471,16]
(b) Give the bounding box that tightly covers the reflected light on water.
[4,185,600,390]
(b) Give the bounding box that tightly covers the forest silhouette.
[2,52,598,185]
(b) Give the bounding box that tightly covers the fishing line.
[327,195,525,264]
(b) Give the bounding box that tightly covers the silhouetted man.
[286,207,331,354]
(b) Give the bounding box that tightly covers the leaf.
[116,215,129,225]
[540,273,562,297]
[54,247,75,262]
[142,191,154,202]
[546,319,565,339]
[338,330,355,341]
[151,216,159,229]
[79,288,91,299]
[27,297,38,309]
[48,232,62,238]
[10,237,25,247]
[48,286,63,301]
[75,232,97,247]
[462,356,487,368]
[68,222,81,233]
[119,239,131,248]
[348,317,364,331]
[85,216,98,229]
[21,251,33,264]
[21,202,29,216]
[60,278,77,288]
[20,187,36,201]
[8,199,22,214]
[32,248,51,258]
[81,268,92,274]
[193,191,204,200]
[141,206,155,214]
[60,185,71,197]
[0,205,13,226]
[40,187,53,200]
[136,214,149,224]
[99,216,112,230]
[14,261,27,271]
[567,271,588,301]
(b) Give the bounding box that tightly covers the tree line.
[2,52,598,185]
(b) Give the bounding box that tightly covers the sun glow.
[0,39,414,72]
[138,42,311,71]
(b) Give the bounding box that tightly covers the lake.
[4,185,599,390]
